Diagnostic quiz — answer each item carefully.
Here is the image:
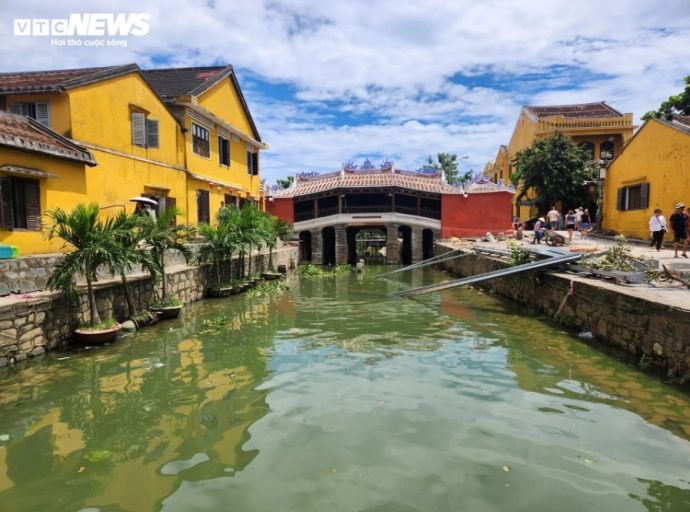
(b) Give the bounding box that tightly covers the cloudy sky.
[1,0,689,184]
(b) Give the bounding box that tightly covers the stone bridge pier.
[302,223,439,266]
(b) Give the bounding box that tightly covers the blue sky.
[1,0,689,185]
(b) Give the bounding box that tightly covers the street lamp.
[595,150,613,229]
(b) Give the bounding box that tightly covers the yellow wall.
[603,120,690,238]
[184,77,263,221]
[503,110,634,220]
[68,73,183,167]
[5,93,72,137]
[0,147,89,254]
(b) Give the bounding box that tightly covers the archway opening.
[422,229,434,260]
[322,227,336,266]
[298,231,312,263]
[398,225,412,265]
[347,226,386,265]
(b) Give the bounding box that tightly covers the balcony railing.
[294,200,441,222]
[535,114,633,135]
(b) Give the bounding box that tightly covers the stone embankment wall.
[0,245,298,367]
[437,246,690,380]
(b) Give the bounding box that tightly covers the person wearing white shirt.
[649,208,667,251]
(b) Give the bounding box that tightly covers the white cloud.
[1,0,689,184]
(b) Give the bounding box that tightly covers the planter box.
[74,324,121,345]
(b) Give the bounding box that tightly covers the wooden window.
[197,189,210,224]
[224,194,238,209]
[0,176,41,230]
[131,113,158,148]
[146,119,159,148]
[192,123,210,157]
[600,141,614,160]
[9,101,51,127]
[247,148,259,176]
[218,136,230,166]
[617,183,649,211]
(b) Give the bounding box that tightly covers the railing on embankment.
[434,245,690,382]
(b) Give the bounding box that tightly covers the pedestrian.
[531,217,546,244]
[579,209,591,239]
[670,202,689,258]
[648,208,667,251]
[575,207,583,230]
[546,206,559,230]
[512,216,523,240]
[565,209,576,242]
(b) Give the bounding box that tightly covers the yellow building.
[488,102,634,219]
[0,111,95,253]
[602,116,690,238]
[142,66,268,223]
[0,63,266,255]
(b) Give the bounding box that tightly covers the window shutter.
[641,183,649,209]
[24,179,41,230]
[616,188,625,211]
[131,113,146,146]
[146,119,159,148]
[9,103,21,115]
[35,102,51,127]
[0,177,14,229]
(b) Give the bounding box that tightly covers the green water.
[1,267,690,512]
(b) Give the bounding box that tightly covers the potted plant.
[142,206,193,319]
[46,203,123,345]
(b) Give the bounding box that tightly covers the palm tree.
[217,206,243,279]
[238,204,265,278]
[142,206,193,303]
[111,211,157,316]
[196,222,230,285]
[46,203,123,326]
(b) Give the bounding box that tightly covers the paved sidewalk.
[445,230,690,312]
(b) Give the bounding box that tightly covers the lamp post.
[595,150,613,229]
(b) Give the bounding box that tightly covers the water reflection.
[0,269,688,511]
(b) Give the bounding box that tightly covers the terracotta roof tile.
[0,65,136,94]
[142,66,228,99]
[673,115,690,128]
[0,111,95,164]
[270,168,463,197]
[526,102,623,119]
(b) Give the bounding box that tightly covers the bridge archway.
[398,225,412,265]
[322,227,336,266]
[346,226,386,265]
[298,231,312,263]
[422,228,434,260]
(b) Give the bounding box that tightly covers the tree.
[276,176,294,189]
[424,153,463,184]
[46,203,124,326]
[511,133,595,211]
[141,206,193,303]
[642,75,690,121]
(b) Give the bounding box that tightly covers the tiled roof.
[673,115,690,128]
[0,111,95,164]
[0,64,138,94]
[271,168,465,197]
[142,65,262,143]
[525,102,623,119]
[141,66,228,99]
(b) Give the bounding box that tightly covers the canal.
[1,267,689,511]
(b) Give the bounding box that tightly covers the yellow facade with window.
[488,103,634,220]
[602,118,690,238]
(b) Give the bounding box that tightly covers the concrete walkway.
[444,230,690,312]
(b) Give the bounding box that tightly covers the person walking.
[648,208,667,251]
[579,209,591,239]
[546,206,559,230]
[670,202,689,258]
[565,209,577,242]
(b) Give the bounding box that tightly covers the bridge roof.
[269,165,465,197]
